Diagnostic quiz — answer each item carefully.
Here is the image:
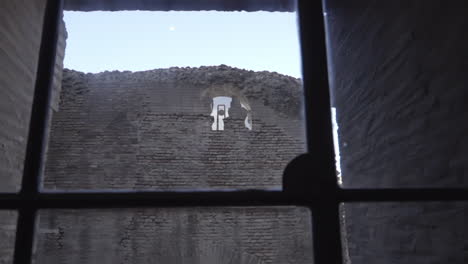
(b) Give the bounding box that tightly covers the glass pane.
[0,211,18,264]
[43,9,306,191]
[342,202,468,264]
[324,1,468,188]
[34,207,313,263]
[0,1,48,192]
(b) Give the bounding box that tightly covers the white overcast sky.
[63,11,302,78]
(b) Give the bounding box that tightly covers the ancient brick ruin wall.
[326,1,468,263]
[36,66,310,263]
[0,211,16,264]
[43,66,306,190]
[35,207,313,264]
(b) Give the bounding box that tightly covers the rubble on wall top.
[62,65,303,117]
[64,65,300,83]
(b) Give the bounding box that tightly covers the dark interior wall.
[326,0,468,188]
[0,0,47,192]
[325,1,468,263]
[0,1,67,193]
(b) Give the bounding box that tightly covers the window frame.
[1,0,467,263]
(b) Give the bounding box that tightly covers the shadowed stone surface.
[325,1,468,263]
[326,0,468,189]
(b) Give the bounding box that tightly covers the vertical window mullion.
[297,0,343,263]
[13,0,63,263]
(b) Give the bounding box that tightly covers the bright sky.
[63,11,302,78]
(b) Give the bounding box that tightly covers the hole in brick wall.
[211,96,232,131]
[210,96,253,131]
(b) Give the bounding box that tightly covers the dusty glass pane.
[0,211,17,264]
[341,202,468,264]
[34,207,313,263]
[42,10,305,191]
[324,1,468,188]
[0,1,50,192]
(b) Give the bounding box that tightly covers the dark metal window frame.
[1,0,467,263]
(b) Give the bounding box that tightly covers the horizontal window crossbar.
[1,188,468,209]
[339,188,468,202]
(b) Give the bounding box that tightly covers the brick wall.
[35,207,313,264]
[37,66,310,263]
[44,66,306,190]
[326,0,468,189]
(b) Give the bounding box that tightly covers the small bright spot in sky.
[63,11,302,78]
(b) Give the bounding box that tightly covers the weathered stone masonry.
[37,66,311,263]
[44,66,306,190]
[35,207,313,264]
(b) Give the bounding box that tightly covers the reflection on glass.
[43,11,306,191]
[342,202,468,264]
[0,211,17,264]
[35,207,313,263]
